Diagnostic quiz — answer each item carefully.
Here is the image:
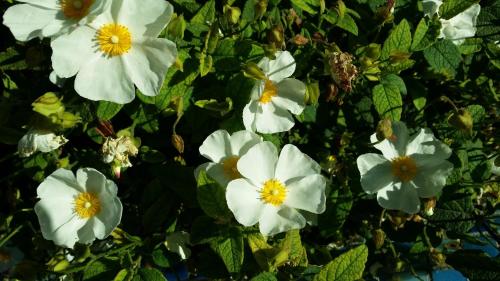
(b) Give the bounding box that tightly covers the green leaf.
[210,227,244,275]
[312,244,368,281]
[411,18,440,51]
[477,2,500,42]
[430,194,475,234]
[190,0,215,25]
[196,170,231,220]
[251,272,278,281]
[131,268,167,281]
[114,269,133,281]
[381,74,406,95]
[291,0,320,15]
[372,82,402,121]
[381,19,412,60]
[319,187,353,238]
[439,0,480,20]
[96,101,123,120]
[423,39,461,76]
[336,14,358,36]
[83,259,120,281]
[458,38,483,54]
[0,47,28,71]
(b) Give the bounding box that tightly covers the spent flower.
[18,129,68,157]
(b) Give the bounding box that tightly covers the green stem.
[0,225,23,247]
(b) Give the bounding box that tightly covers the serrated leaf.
[430,194,475,234]
[210,227,244,275]
[83,259,120,281]
[439,0,479,20]
[251,272,278,281]
[411,18,440,51]
[372,83,402,121]
[190,0,215,25]
[381,19,412,60]
[97,101,123,120]
[313,244,368,281]
[291,0,320,15]
[336,14,358,35]
[131,268,167,281]
[196,170,231,220]
[423,39,461,76]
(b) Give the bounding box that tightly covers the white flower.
[490,155,500,176]
[3,0,107,41]
[196,129,262,187]
[226,142,326,236]
[164,231,191,260]
[18,129,68,157]
[50,0,178,104]
[243,51,306,134]
[356,121,454,214]
[102,136,138,168]
[34,168,123,248]
[423,0,480,45]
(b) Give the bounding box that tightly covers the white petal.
[260,51,296,83]
[206,162,231,187]
[412,159,453,198]
[272,78,306,115]
[406,128,451,159]
[237,142,278,185]
[76,221,96,245]
[34,131,67,152]
[229,130,262,156]
[199,130,232,163]
[50,25,97,78]
[370,121,409,159]
[285,174,326,214]
[226,179,264,226]
[76,168,107,194]
[422,0,442,16]
[17,131,36,157]
[164,232,191,260]
[243,101,258,132]
[37,168,82,199]
[255,103,295,134]
[115,0,174,38]
[275,144,321,183]
[123,38,177,97]
[17,0,59,9]
[441,4,480,45]
[2,4,59,41]
[357,153,393,194]
[74,56,135,103]
[49,70,66,87]
[94,197,122,239]
[377,182,421,214]
[258,205,305,236]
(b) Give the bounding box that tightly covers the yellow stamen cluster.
[260,179,287,206]
[259,79,278,104]
[74,192,101,218]
[391,156,417,182]
[61,0,93,20]
[222,156,241,180]
[96,24,132,56]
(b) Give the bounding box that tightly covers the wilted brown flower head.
[328,51,358,93]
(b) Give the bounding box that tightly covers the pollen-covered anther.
[391,156,417,182]
[61,0,93,20]
[74,192,101,218]
[259,79,278,104]
[97,24,132,56]
[222,156,241,180]
[259,179,287,206]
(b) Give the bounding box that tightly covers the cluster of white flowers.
[3,0,178,104]
[423,0,480,45]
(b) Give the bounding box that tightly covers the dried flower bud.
[102,136,139,168]
[292,34,309,46]
[172,133,185,154]
[268,25,285,49]
[376,119,393,141]
[448,108,473,135]
[328,52,358,93]
[372,228,386,249]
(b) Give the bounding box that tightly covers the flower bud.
[292,34,309,46]
[172,133,184,154]
[423,197,437,216]
[167,14,186,39]
[224,5,241,25]
[32,92,64,117]
[59,111,81,129]
[242,62,267,80]
[376,119,393,141]
[267,25,285,49]
[372,228,385,249]
[448,108,473,135]
[365,43,381,59]
[255,0,268,19]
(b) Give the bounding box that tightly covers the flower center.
[60,0,93,20]
[391,156,417,182]
[259,79,278,104]
[222,156,241,180]
[260,179,287,206]
[74,192,101,218]
[96,24,132,57]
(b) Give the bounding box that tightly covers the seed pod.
[372,228,386,249]
[242,62,266,80]
[172,133,185,154]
